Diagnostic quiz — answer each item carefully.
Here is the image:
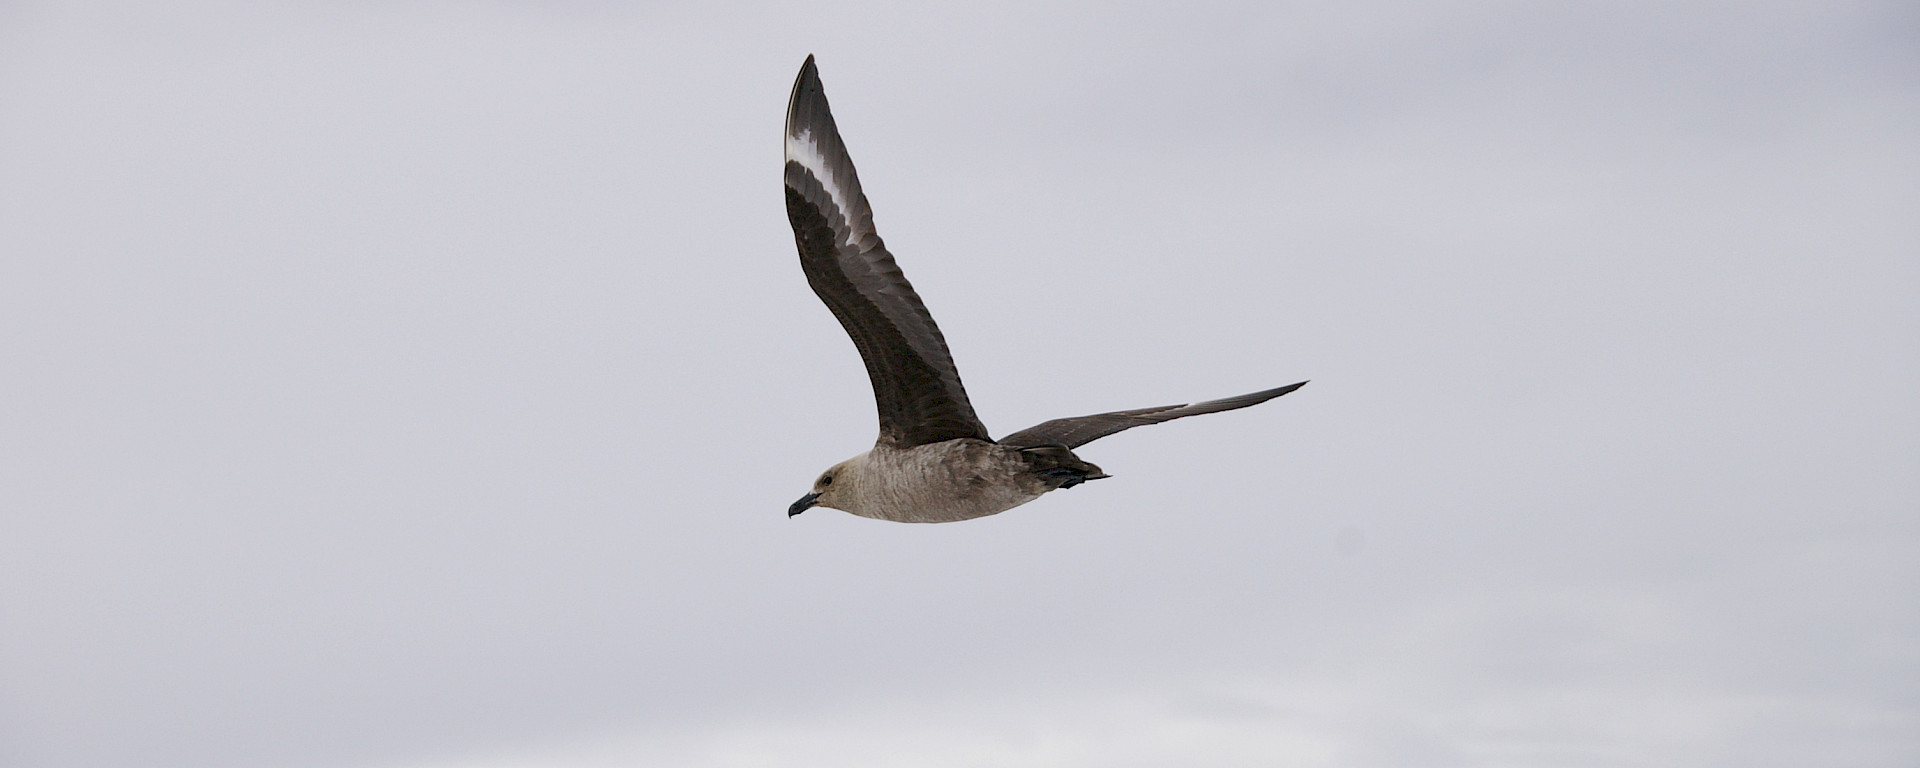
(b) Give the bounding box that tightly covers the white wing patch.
[785,128,861,246]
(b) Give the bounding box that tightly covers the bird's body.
[782,56,1304,523]
[801,441,1064,524]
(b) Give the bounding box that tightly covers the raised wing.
[784,55,990,448]
[998,381,1307,449]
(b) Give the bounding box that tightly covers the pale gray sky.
[1,2,1915,767]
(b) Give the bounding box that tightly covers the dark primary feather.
[784,56,990,448]
[998,381,1308,449]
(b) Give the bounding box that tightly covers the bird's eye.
[820,475,833,486]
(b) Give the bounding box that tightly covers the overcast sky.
[1,2,1915,767]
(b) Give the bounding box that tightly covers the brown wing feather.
[784,56,989,447]
[998,382,1307,449]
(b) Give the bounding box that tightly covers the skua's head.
[789,454,864,517]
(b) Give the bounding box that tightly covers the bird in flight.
[783,55,1305,523]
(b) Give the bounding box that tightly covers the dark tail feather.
[1017,444,1109,490]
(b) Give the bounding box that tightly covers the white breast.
[848,442,1047,523]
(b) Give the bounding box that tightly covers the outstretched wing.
[998,382,1307,449]
[784,56,990,448]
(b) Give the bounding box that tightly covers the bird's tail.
[1017,445,1109,490]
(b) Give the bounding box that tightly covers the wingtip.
[786,56,823,139]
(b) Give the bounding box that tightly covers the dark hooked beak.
[788,492,820,517]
